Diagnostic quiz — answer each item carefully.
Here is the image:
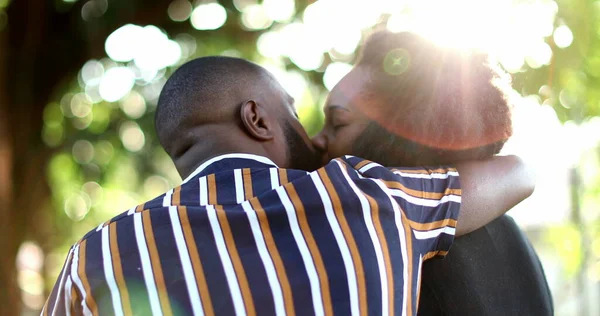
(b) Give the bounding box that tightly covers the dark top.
[418,215,553,316]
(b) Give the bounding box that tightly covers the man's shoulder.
[76,191,170,244]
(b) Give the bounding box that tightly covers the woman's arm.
[454,155,535,236]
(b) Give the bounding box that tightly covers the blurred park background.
[1,0,599,315]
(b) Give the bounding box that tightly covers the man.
[311,31,552,315]
[43,56,533,315]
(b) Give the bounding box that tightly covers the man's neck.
[175,141,271,180]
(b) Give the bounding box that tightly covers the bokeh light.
[99,67,135,102]
[105,25,181,72]
[168,0,193,22]
[554,25,574,49]
[120,91,147,119]
[119,121,146,152]
[17,241,45,310]
[263,0,295,22]
[190,3,227,30]
[241,4,273,30]
[323,62,352,91]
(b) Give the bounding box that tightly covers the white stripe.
[96,223,104,232]
[169,206,204,316]
[371,180,409,316]
[134,213,163,316]
[102,227,124,316]
[234,169,245,204]
[206,205,247,316]
[64,278,73,316]
[270,168,280,189]
[392,170,459,179]
[241,202,286,316]
[127,206,136,216]
[275,187,324,316]
[358,163,379,174]
[199,176,208,206]
[389,189,462,207]
[162,189,174,207]
[69,245,92,316]
[310,172,359,316]
[183,153,279,184]
[414,226,456,240]
[51,248,74,316]
[335,160,388,315]
[416,254,423,306]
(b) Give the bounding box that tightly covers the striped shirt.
[43,153,461,316]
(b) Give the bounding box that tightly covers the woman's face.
[311,67,374,163]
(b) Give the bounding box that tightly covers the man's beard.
[283,120,323,171]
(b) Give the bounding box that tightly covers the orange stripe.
[215,204,256,316]
[172,186,182,206]
[42,296,49,316]
[382,180,462,199]
[78,240,99,315]
[354,160,372,170]
[179,206,214,316]
[278,169,289,185]
[409,218,457,231]
[364,193,394,315]
[249,198,295,316]
[285,184,332,316]
[207,174,217,205]
[242,168,254,200]
[391,167,457,174]
[70,282,79,315]
[142,211,173,316]
[135,204,144,213]
[318,169,367,315]
[422,250,448,261]
[109,223,132,315]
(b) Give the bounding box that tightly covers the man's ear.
[240,100,275,141]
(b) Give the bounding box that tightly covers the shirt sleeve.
[341,156,461,260]
[41,245,83,316]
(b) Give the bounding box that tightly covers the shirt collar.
[182,153,279,184]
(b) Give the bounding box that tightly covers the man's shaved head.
[155,56,321,177]
[156,57,270,156]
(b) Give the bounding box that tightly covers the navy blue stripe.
[329,164,383,315]
[401,201,461,224]
[145,194,165,209]
[83,230,112,314]
[116,216,152,314]
[214,170,237,205]
[250,169,272,198]
[180,178,200,206]
[185,205,236,315]
[149,207,193,315]
[259,189,315,316]
[291,176,350,316]
[224,204,276,315]
[285,169,311,183]
[354,177,406,314]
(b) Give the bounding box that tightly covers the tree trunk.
[0,18,19,316]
